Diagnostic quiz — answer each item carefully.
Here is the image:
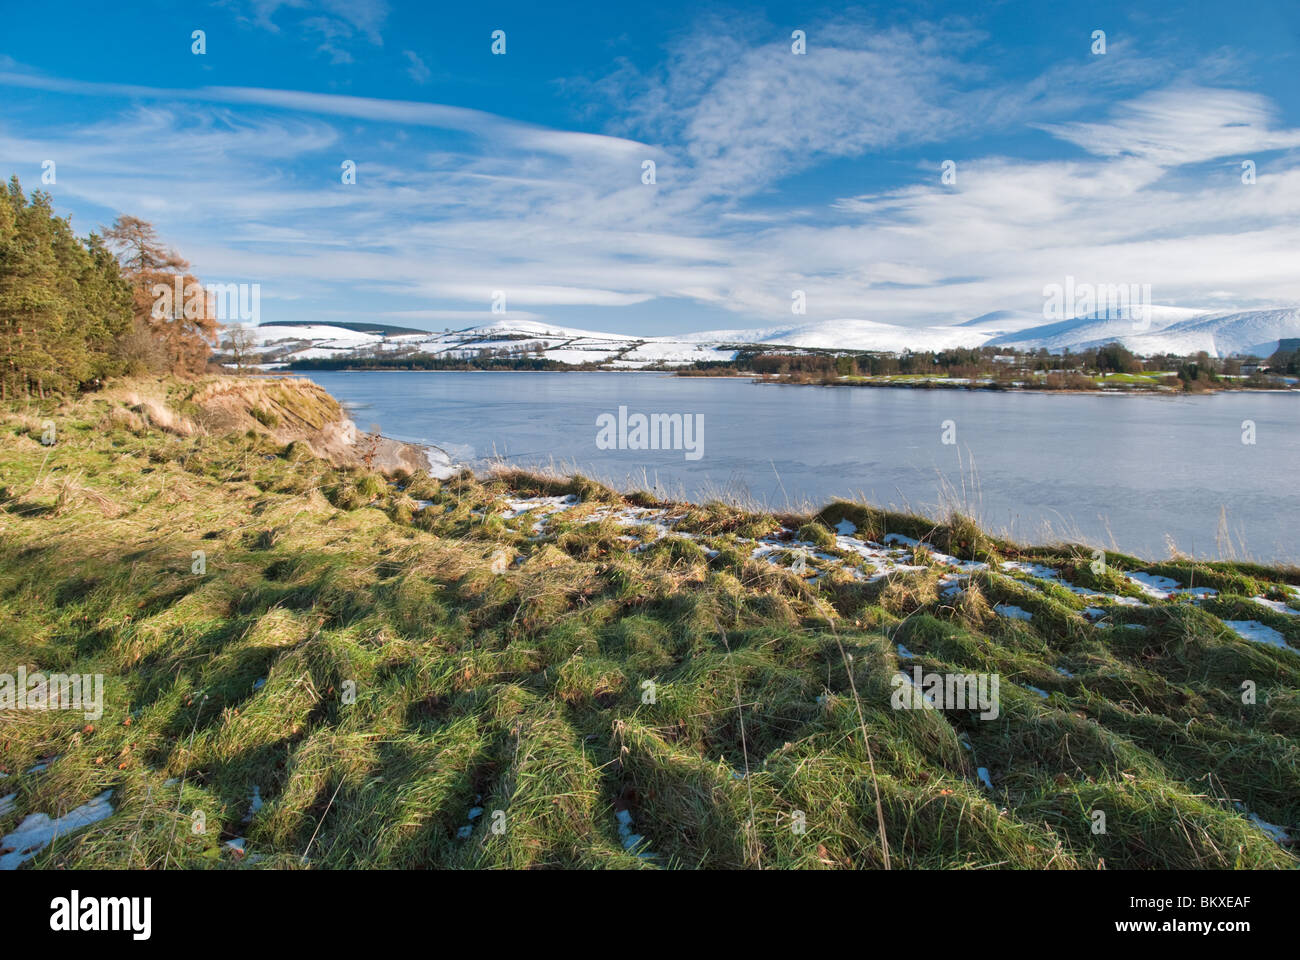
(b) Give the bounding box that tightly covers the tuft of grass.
[249,405,280,429]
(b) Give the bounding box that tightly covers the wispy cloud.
[1038,86,1300,164]
[402,50,430,84]
[584,20,987,203]
[222,0,389,59]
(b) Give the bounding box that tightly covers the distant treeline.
[287,340,1293,385]
[720,342,1285,390]
[1,175,219,399]
[737,343,1154,378]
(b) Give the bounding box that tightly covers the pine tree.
[0,177,134,398]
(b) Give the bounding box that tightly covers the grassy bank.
[1,378,1298,869]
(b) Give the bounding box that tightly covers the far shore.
[266,365,1300,396]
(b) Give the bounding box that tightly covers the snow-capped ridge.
[249,305,1300,366]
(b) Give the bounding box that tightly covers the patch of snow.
[883,533,921,548]
[1002,561,1145,603]
[1002,561,1066,582]
[456,803,484,840]
[994,604,1033,621]
[1252,597,1300,616]
[1246,812,1289,844]
[1232,802,1291,845]
[501,494,580,532]
[1224,620,1290,650]
[0,789,114,870]
[1125,572,1181,599]
[501,494,578,519]
[1120,573,1214,600]
[615,808,656,859]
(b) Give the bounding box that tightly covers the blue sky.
[2,0,1299,335]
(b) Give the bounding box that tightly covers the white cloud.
[592,21,983,202]
[403,50,430,84]
[1038,86,1300,165]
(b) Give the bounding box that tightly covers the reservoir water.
[307,370,1300,564]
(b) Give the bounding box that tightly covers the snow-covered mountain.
[678,318,991,352]
[986,306,1204,354]
[1122,309,1300,358]
[244,307,1300,368]
[990,307,1300,357]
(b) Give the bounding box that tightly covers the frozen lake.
[307,370,1300,564]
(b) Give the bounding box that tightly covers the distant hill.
[990,307,1300,358]
[258,320,432,337]
[244,308,1300,368]
[680,318,990,352]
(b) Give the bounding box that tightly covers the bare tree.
[224,323,259,372]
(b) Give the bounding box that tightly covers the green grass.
[1095,373,1165,384]
[0,381,1297,869]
